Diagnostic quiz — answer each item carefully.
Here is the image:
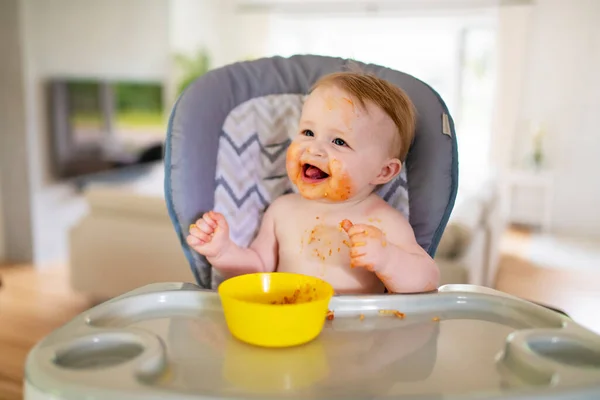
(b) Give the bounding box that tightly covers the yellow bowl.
[218,272,334,348]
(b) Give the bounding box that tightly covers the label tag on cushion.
[442,113,452,136]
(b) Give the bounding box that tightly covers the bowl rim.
[217,272,334,308]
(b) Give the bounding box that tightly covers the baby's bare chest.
[271,201,389,292]
[275,208,385,264]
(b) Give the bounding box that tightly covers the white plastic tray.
[24,283,600,400]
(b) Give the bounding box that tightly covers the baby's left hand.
[341,219,389,272]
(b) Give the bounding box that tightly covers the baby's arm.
[187,206,278,278]
[343,210,439,293]
[377,215,440,293]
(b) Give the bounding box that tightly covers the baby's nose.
[307,142,326,157]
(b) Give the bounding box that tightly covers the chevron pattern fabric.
[208,94,409,288]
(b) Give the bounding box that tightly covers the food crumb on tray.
[326,310,335,320]
[378,309,405,319]
[432,316,440,322]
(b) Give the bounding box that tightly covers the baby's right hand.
[187,211,231,259]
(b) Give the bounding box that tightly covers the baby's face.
[286,85,400,202]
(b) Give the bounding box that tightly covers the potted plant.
[174,48,211,95]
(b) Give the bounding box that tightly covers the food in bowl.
[268,283,319,305]
[218,272,334,348]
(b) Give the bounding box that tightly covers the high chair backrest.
[164,55,458,289]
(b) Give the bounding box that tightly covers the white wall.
[168,0,270,67]
[15,0,265,267]
[18,0,173,266]
[490,5,532,173]
[514,0,600,237]
[169,0,230,68]
[25,0,170,80]
[0,0,35,264]
[23,0,171,187]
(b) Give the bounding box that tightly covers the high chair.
[164,54,458,288]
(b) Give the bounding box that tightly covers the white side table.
[503,169,554,232]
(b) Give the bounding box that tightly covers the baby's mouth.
[302,163,330,183]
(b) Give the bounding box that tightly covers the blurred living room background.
[1,0,599,397]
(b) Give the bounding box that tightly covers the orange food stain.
[286,148,354,201]
[342,240,351,247]
[432,316,440,322]
[378,310,405,319]
[340,219,353,232]
[359,314,365,321]
[270,289,303,305]
[352,242,366,247]
[381,240,387,247]
[325,96,336,111]
[337,247,341,252]
[328,249,332,256]
[285,142,303,187]
[307,228,317,244]
[326,310,335,320]
[376,272,387,283]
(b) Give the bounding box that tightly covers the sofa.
[435,179,504,288]
[69,162,504,300]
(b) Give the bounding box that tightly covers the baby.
[187,72,439,294]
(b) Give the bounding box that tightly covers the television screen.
[47,79,165,180]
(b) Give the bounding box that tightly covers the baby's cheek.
[286,143,301,183]
[327,159,354,201]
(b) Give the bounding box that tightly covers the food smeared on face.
[286,144,355,202]
[286,150,353,202]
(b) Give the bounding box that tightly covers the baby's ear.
[371,158,402,185]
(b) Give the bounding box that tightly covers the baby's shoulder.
[368,195,407,220]
[366,195,412,231]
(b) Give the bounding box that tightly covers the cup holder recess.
[528,337,600,369]
[54,332,146,370]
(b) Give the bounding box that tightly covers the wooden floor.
[0,265,93,400]
[495,228,600,334]
[1,228,600,399]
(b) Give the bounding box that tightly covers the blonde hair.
[310,71,416,162]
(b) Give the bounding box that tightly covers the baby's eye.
[302,129,314,137]
[332,138,347,147]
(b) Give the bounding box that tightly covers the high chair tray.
[25,283,600,400]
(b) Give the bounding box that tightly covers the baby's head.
[286,71,416,202]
